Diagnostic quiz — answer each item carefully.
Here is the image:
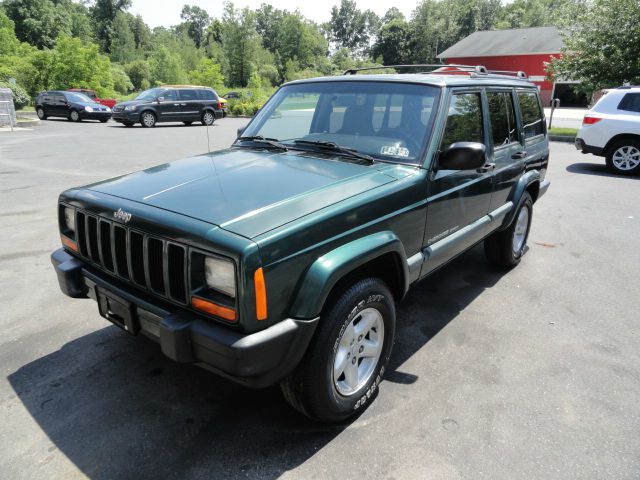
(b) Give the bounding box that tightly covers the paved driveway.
[0,119,639,479]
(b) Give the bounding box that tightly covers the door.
[422,90,494,273]
[515,89,548,175]
[486,89,525,212]
[156,89,181,122]
[40,93,55,116]
[177,89,201,121]
[52,93,69,117]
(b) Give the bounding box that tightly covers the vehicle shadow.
[566,162,640,179]
[108,123,219,128]
[8,246,505,479]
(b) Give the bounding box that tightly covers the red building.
[437,26,585,107]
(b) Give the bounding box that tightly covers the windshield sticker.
[380,145,410,157]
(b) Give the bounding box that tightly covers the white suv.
[575,86,640,175]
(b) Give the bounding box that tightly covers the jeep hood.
[86,149,407,239]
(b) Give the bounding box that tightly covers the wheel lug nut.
[352,357,357,364]
[359,346,364,353]
[358,335,363,341]
[347,352,350,359]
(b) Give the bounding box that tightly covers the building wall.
[444,54,561,105]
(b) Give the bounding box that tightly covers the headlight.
[204,256,236,298]
[64,207,75,232]
[105,106,111,112]
[124,105,137,111]
[85,106,93,112]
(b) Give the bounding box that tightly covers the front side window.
[65,92,93,103]
[440,92,483,148]
[618,93,640,113]
[518,91,544,139]
[161,89,178,101]
[487,91,518,147]
[135,88,163,101]
[240,81,441,164]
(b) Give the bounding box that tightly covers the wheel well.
[526,181,540,203]
[604,134,640,155]
[322,252,405,312]
[140,109,155,117]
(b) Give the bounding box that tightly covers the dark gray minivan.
[111,86,224,128]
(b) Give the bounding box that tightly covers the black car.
[111,86,225,128]
[35,91,112,122]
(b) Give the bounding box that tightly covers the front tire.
[280,277,396,423]
[606,140,640,175]
[69,110,80,122]
[141,111,156,128]
[122,121,134,127]
[484,192,533,268]
[182,121,193,126]
[201,110,215,126]
[36,108,47,120]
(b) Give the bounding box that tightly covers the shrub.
[0,81,30,109]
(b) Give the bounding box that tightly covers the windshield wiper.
[292,140,374,164]
[237,135,288,151]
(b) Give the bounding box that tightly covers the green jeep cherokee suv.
[52,65,550,423]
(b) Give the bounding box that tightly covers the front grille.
[112,105,124,113]
[75,211,188,304]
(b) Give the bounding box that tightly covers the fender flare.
[501,170,540,229]
[289,231,409,319]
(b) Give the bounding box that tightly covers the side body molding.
[289,231,409,319]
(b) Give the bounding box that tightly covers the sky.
[128,0,421,28]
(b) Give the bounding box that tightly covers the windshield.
[65,92,93,103]
[239,81,441,164]
[135,88,163,101]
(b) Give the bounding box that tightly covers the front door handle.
[511,151,527,159]
[476,163,495,173]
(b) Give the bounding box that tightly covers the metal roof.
[437,26,563,59]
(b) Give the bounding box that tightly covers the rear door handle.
[511,151,527,159]
[477,163,495,173]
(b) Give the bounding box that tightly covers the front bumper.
[51,248,318,388]
[112,110,140,122]
[80,111,112,120]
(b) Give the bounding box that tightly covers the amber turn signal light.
[254,267,267,320]
[61,234,78,252]
[191,296,237,322]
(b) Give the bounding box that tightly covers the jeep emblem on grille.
[113,208,132,223]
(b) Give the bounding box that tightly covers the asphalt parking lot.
[1,118,639,480]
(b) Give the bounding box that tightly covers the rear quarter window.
[618,93,640,113]
[199,89,216,100]
[518,91,545,140]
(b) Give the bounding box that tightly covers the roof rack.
[343,64,489,76]
[486,70,528,79]
[343,64,528,79]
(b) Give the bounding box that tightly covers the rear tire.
[36,108,47,120]
[122,121,134,127]
[605,140,640,175]
[100,118,108,123]
[484,192,533,268]
[141,111,156,128]
[201,110,215,126]
[280,277,395,423]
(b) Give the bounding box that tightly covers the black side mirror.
[157,96,164,103]
[438,142,486,170]
[237,126,246,138]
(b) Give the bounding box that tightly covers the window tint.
[518,91,544,139]
[441,93,483,147]
[161,89,178,101]
[259,92,320,140]
[178,89,199,101]
[199,89,216,100]
[53,94,65,103]
[487,91,518,147]
[618,93,640,113]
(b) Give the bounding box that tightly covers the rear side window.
[487,91,518,147]
[518,91,544,139]
[618,93,640,113]
[199,89,216,100]
[440,92,483,148]
[179,89,199,101]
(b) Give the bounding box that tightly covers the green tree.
[372,18,414,65]
[549,0,640,90]
[3,0,71,48]
[149,45,186,85]
[189,57,224,90]
[110,12,136,63]
[90,0,132,53]
[110,63,133,94]
[328,0,379,57]
[180,4,211,48]
[124,59,151,90]
[221,3,260,87]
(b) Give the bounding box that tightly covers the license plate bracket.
[97,287,139,335]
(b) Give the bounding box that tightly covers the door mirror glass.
[237,126,246,138]
[438,142,486,170]
[157,96,164,103]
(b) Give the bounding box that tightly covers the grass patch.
[16,105,34,112]
[549,127,578,137]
